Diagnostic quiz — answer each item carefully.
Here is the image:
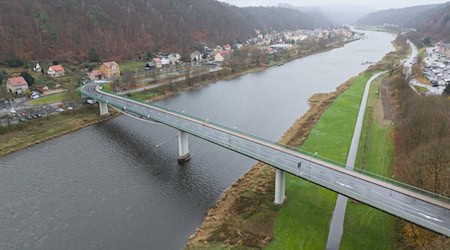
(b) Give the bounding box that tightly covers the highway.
[81,81,450,237]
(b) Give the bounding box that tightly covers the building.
[33,62,41,72]
[190,51,202,62]
[160,57,170,67]
[47,65,65,77]
[6,76,29,95]
[168,53,181,65]
[152,58,162,68]
[100,61,120,79]
[214,53,224,62]
[89,70,103,80]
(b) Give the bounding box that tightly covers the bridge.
[80,81,450,237]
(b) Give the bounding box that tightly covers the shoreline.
[186,73,359,248]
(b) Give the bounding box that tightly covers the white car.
[32,94,40,99]
[67,106,74,110]
[56,108,64,113]
[9,109,16,114]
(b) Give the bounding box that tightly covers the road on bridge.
[81,81,450,237]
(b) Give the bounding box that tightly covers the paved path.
[326,71,387,249]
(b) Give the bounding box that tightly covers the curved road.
[80,81,450,237]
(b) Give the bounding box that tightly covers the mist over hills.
[357,2,450,41]
[0,0,330,61]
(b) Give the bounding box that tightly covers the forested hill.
[0,0,327,61]
[356,2,450,41]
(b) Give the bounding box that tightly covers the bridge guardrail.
[82,81,450,204]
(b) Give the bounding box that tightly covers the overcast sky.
[218,0,449,10]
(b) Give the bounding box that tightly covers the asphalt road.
[326,71,387,249]
[81,81,450,237]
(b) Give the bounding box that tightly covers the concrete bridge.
[80,81,450,237]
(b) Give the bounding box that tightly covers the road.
[326,71,387,249]
[80,81,450,237]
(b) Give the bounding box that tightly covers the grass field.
[266,71,396,249]
[28,93,65,105]
[119,60,144,73]
[0,106,104,156]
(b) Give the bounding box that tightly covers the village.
[0,27,356,126]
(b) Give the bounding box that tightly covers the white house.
[160,57,170,66]
[214,53,224,62]
[168,53,181,65]
[47,65,65,77]
[190,51,202,62]
[33,62,41,72]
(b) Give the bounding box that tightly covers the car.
[67,106,74,110]
[56,108,64,113]
[9,109,16,114]
[86,99,97,104]
[32,95,40,99]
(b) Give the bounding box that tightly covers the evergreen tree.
[20,71,35,85]
[88,48,100,62]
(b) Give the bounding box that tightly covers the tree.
[20,71,35,85]
[88,48,100,62]
[443,84,450,96]
[146,52,153,60]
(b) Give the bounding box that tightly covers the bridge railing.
[83,82,450,204]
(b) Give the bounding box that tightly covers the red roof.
[8,76,28,86]
[91,70,103,76]
[152,58,161,62]
[50,65,64,72]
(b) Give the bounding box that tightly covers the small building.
[33,62,42,72]
[6,76,29,95]
[214,53,224,62]
[152,58,162,68]
[89,70,104,80]
[47,65,65,77]
[190,51,202,62]
[168,53,181,65]
[160,57,170,66]
[100,61,120,79]
[144,61,156,70]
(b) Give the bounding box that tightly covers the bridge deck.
[81,81,450,236]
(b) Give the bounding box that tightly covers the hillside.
[357,2,450,41]
[0,0,326,62]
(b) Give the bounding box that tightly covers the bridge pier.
[99,101,109,116]
[177,130,191,164]
[274,169,286,205]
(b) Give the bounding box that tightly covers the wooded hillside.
[0,0,326,62]
[357,2,450,41]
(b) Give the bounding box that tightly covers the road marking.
[336,181,353,189]
[418,212,443,222]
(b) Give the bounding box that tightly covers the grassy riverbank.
[0,106,116,156]
[187,34,410,248]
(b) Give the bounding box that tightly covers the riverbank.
[187,35,408,249]
[0,106,118,157]
[0,39,345,158]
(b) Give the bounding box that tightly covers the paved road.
[326,71,387,249]
[80,81,450,237]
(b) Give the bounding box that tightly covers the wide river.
[0,31,394,249]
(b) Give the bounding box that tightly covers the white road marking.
[336,181,354,189]
[418,212,443,222]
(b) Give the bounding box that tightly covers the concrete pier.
[99,101,109,116]
[274,169,286,205]
[177,130,191,164]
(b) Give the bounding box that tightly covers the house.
[47,65,65,77]
[100,61,120,79]
[190,51,202,62]
[160,57,170,66]
[152,58,162,68]
[168,53,181,65]
[214,53,224,62]
[6,76,29,95]
[33,62,41,72]
[144,61,156,70]
[89,70,103,80]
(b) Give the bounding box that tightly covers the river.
[0,31,394,249]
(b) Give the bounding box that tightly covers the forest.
[357,2,450,42]
[0,0,328,62]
